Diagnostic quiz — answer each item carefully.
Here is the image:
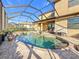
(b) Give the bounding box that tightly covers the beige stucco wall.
[4,11,7,30]
[67,1,79,36]
[55,0,68,16]
[43,23,48,31]
[34,12,54,32]
[0,2,2,30]
[68,29,79,36]
[55,0,79,36]
[2,7,7,30]
[0,2,7,31]
[55,0,79,16]
[55,0,68,34]
[33,23,48,32]
[68,5,79,14]
[33,23,41,31]
[54,20,68,34]
[2,7,5,30]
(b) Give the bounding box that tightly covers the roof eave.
[54,0,60,3]
[33,12,79,23]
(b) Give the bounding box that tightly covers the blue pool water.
[16,34,67,49]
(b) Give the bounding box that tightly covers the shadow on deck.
[0,41,23,59]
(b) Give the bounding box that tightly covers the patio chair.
[48,29,55,34]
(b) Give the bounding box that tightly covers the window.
[48,23,55,30]
[68,16,79,29]
[68,0,79,7]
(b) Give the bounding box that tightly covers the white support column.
[3,7,7,30]
[2,7,5,30]
[0,2,2,30]
[40,23,43,31]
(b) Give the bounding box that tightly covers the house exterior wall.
[34,11,54,32]
[0,2,7,31]
[55,0,79,36]
[33,22,48,32]
[0,2,2,31]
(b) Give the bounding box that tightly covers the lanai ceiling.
[1,0,55,23]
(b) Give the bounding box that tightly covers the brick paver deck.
[0,35,79,59]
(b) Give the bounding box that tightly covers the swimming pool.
[16,34,68,49]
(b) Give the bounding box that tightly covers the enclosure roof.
[2,0,55,23]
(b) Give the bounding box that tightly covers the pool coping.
[41,32,79,45]
[56,35,79,45]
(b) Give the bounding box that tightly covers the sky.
[2,0,54,23]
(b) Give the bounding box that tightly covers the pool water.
[16,34,67,49]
